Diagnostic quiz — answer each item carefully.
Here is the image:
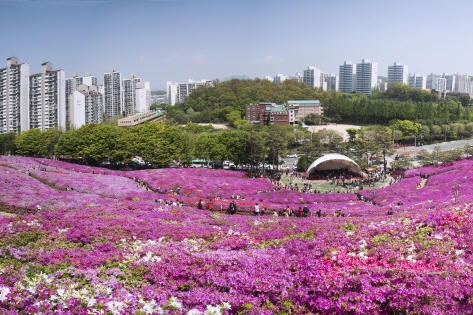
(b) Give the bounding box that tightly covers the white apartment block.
[123,75,142,116]
[104,68,123,119]
[264,76,274,82]
[0,57,30,134]
[408,73,426,89]
[454,74,471,94]
[442,73,456,91]
[290,72,303,82]
[69,84,103,129]
[273,74,287,84]
[339,61,356,93]
[65,71,97,125]
[426,74,443,90]
[324,74,338,91]
[377,79,388,92]
[303,66,322,89]
[29,62,66,131]
[387,62,408,85]
[166,79,212,105]
[135,81,151,113]
[356,59,378,96]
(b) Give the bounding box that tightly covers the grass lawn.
[280,176,387,193]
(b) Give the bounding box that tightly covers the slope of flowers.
[2,156,473,313]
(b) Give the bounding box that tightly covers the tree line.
[1,120,470,174]
[162,80,473,128]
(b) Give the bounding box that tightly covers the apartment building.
[387,62,408,85]
[324,74,339,91]
[69,84,103,129]
[0,57,30,134]
[356,59,378,96]
[65,71,97,124]
[408,73,426,89]
[339,61,356,93]
[29,62,66,131]
[303,66,323,89]
[104,68,123,119]
[426,74,446,92]
[123,75,142,116]
[166,79,212,105]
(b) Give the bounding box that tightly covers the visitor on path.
[303,206,310,217]
[254,203,260,216]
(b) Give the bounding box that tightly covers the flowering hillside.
[1,156,473,314]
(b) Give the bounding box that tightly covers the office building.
[356,59,378,96]
[387,62,408,86]
[408,73,426,89]
[104,68,123,119]
[287,100,323,125]
[0,57,30,134]
[246,100,321,126]
[69,84,103,129]
[118,110,166,128]
[303,66,323,89]
[339,61,356,93]
[29,62,66,131]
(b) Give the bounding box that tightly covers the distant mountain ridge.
[221,75,250,82]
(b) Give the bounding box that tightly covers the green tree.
[0,132,17,155]
[15,129,55,157]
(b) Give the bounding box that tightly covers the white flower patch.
[346,231,354,236]
[0,286,10,302]
[359,239,367,249]
[17,271,53,294]
[455,249,465,256]
[106,301,125,315]
[24,219,41,227]
[357,251,368,259]
[204,305,222,315]
[57,228,69,234]
[220,301,231,310]
[166,296,182,310]
[434,234,443,240]
[141,251,162,263]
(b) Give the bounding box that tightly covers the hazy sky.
[1,0,471,90]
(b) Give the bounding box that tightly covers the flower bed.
[1,156,473,313]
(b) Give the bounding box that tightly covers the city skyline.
[2,0,473,90]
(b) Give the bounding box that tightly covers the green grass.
[280,175,387,193]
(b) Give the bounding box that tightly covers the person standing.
[254,203,260,216]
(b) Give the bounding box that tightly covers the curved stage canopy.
[305,153,362,177]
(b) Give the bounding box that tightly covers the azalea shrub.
[1,156,473,314]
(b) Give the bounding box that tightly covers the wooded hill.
[164,79,473,126]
